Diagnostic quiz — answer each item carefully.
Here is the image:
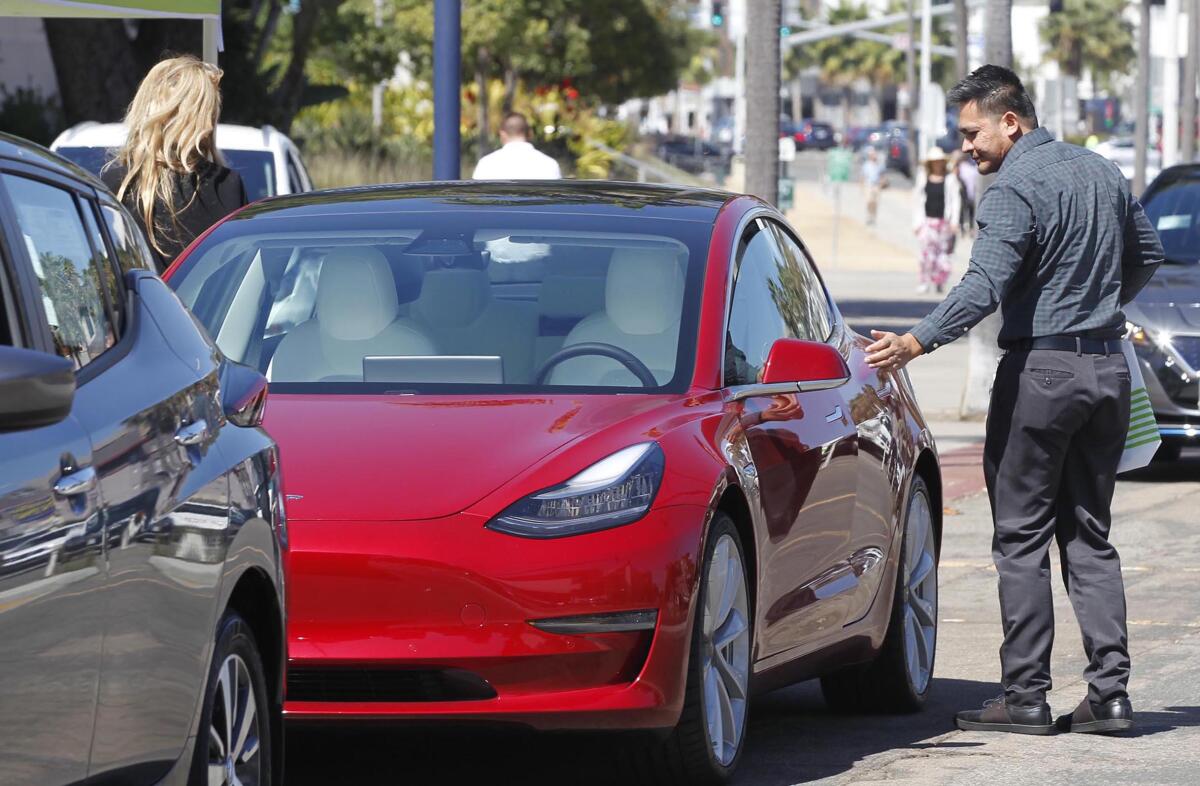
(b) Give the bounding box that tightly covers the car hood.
[265,393,680,521]
[1129,264,1200,331]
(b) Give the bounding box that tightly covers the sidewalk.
[785,178,988,501]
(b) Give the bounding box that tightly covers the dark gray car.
[1124,163,1200,461]
[0,134,285,786]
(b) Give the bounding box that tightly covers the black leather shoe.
[1055,697,1134,734]
[955,695,1055,735]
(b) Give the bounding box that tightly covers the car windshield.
[169,209,707,394]
[56,146,276,201]
[1143,176,1200,264]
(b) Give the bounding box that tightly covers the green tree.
[1039,0,1135,92]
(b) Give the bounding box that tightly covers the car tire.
[191,610,272,786]
[626,513,752,785]
[1152,442,1182,463]
[820,476,938,714]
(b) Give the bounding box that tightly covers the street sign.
[827,148,852,182]
[779,135,797,163]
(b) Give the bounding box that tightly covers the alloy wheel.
[207,653,262,786]
[701,533,751,767]
[902,489,938,694]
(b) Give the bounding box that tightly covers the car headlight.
[486,443,665,539]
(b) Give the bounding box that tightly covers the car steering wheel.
[535,342,658,387]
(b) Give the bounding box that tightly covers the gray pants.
[984,348,1132,708]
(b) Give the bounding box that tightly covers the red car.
[165,182,942,783]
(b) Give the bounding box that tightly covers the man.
[861,146,885,225]
[866,65,1163,735]
[472,112,562,180]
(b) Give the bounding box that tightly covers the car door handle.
[825,406,844,423]
[54,466,97,497]
[174,419,208,447]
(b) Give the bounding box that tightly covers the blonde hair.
[112,55,225,255]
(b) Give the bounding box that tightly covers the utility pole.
[745,0,783,204]
[959,0,1012,419]
[1184,0,1199,162]
[953,0,969,78]
[907,0,919,157]
[372,0,385,131]
[920,0,933,148]
[1163,0,1181,168]
[433,0,461,180]
[1134,0,1151,194]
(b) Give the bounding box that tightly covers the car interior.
[176,229,692,389]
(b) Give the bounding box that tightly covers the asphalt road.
[283,452,1200,785]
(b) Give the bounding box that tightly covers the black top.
[924,180,945,219]
[102,160,247,270]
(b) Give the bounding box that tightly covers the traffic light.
[711,1,725,26]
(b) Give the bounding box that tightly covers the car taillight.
[891,143,901,157]
[795,132,807,142]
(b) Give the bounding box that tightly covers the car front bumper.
[282,504,708,731]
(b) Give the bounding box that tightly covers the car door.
[766,219,895,626]
[724,217,859,660]
[0,171,113,786]
[71,199,231,783]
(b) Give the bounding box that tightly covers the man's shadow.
[1109,706,1200,738]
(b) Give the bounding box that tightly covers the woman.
[102,55,247,271]
[954,150,978,237]
[911,146,961,294]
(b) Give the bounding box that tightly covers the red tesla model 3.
[165,182,942,783]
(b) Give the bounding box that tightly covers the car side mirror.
[761,338,851,390]
[0,346,76,432]
[219,360,268,427]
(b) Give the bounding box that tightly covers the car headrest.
[413,268,492,328]
[605,247,684,335]
[316,247,399,341]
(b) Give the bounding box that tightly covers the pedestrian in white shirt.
[472,112,562,180]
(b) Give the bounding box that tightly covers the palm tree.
[1039,0,1135,95]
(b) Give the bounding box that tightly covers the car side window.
[764,220,834,342]
[285,152,304,194]
[101,201,157,274]
[4,174,117,369]
[725,219,796,386]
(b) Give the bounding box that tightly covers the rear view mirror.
[0,346,75,431]
[761,338,851,390]
[219,360,268,427]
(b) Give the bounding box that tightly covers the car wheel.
[820,476,938,713]
[192,611,272,786]
[629,513,752,785]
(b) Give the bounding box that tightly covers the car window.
[222,150,276,201]
[168,211,708,394]
[284,151,307,195]
[101,202,157,274]
[764,220,834,341]
[4,174,117,369]
[726,219,798,386]
[1142,176,1200,264]
[80,200,125,335]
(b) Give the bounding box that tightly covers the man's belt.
[1008,336,1124,355]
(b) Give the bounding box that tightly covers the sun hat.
[923,146,947,164]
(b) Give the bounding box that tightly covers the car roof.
[51,122,284,152]
[228,180,739,223]
[0,131,107,190]
[1144,163,1200,196]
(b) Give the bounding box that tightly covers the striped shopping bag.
[1117,338,1161,473]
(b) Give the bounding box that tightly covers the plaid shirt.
[910,127,1164,352]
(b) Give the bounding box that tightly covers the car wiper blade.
[1163,257,1198,265]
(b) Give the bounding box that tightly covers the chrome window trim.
[727,377,849,401]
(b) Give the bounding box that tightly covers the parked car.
[1094,136,1162,183]
[1123,162,1200,461]
[868,122,913,178]
[846,125,879,151]
[788,119,837,151]
[0,133,286,786]
[655,134,731,176]
[163,180,942,783]
[50,122,314,201]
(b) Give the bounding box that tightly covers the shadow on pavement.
[732,677,993,785]
[283,677,996,785]
[1114,706,1200,738]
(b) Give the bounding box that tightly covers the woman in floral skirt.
[911,147,961,293]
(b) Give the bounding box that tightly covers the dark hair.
[501,112,530,138]
[947,65,1038,127]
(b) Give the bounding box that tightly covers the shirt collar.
[502,140,534,151]
[1001,126,1053,169]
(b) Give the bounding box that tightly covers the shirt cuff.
[909,319,944,354]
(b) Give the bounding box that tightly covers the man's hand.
[866,331,925,370]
